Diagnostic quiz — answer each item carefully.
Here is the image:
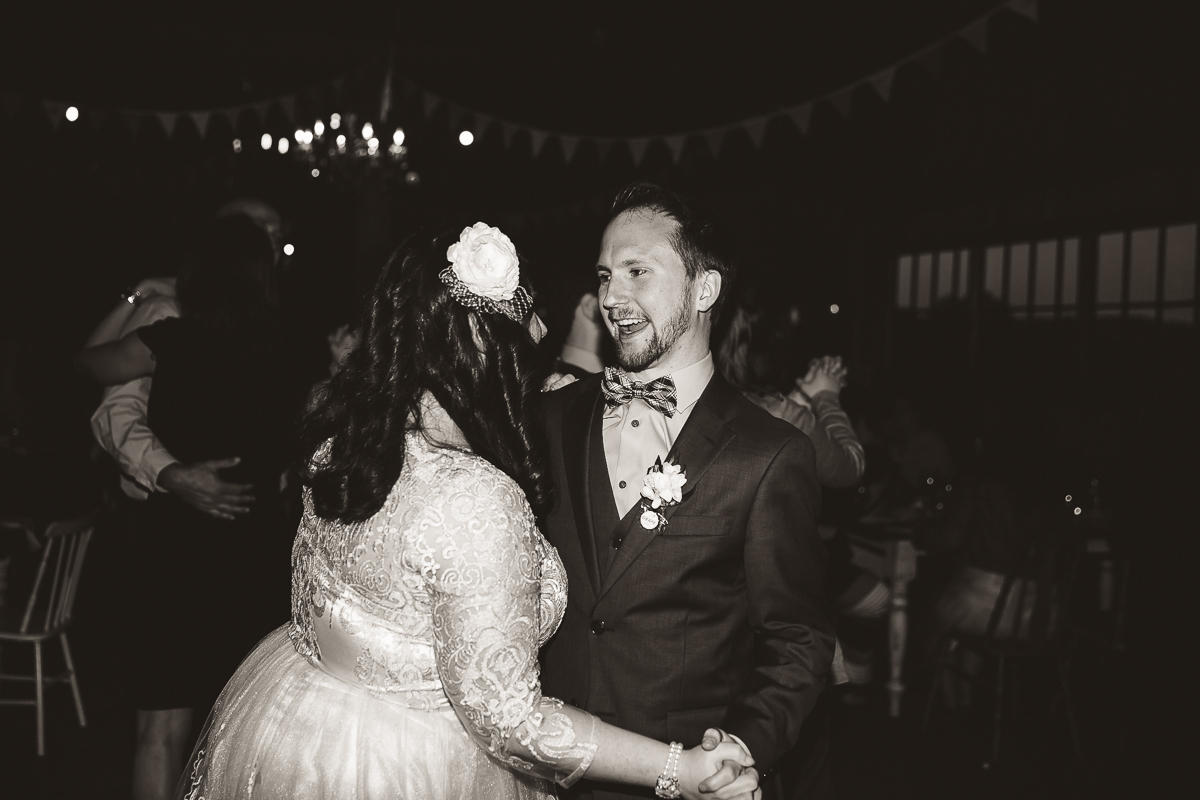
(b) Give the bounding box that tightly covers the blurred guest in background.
[77,215,304,800]
[556,291,606,378]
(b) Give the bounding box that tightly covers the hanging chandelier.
[289,112,419,185]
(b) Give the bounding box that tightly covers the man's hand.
[157,458,255,521]
[697,728,761,800]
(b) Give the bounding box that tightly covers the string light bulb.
[311,168,320,177]
[459,130,474,146]
[65,106,79,122]
[294,129,305,143]
[329,113,341,130]
[830,304,839,314]
[361,122,374,140]
[260,133,272,150]
[336,134,346,148]
[313,120,325,137]
[277,138,289,154]
[232,138,242,152]
[283,244,295,256]
[393,128,405,146]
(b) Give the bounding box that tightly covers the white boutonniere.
[638,457,686,530]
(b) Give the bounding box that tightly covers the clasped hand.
[676,727,760,800]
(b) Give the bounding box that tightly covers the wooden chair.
[923,520,1085,769]
[0,512,95,755]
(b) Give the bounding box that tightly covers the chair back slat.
[18,513,96,635]
[19,539,54,634]
[56,526,91,628]
[42,538,68,632]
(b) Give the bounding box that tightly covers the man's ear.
[695,270,722,314]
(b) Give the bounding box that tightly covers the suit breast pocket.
[659,515,731,537]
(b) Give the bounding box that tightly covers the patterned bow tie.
[601,368,678,417]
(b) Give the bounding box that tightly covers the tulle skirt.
[179,625,553,800]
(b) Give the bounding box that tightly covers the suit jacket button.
[613,537,623,548]
[591,620,606,635]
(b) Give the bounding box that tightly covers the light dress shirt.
[602,352,771,753]
[90,294,181,499]
[602,353,714,518]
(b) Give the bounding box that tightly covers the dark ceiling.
[0,0,1049,134]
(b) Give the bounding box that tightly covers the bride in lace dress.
[179,225,757,800]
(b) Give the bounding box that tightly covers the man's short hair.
[607,182,735,321]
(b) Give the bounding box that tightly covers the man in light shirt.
[89,199,282,517]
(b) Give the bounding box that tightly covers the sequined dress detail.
[180,433,596,799]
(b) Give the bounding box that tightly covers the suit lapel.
[561,385,603,600]
[594,375,739,602]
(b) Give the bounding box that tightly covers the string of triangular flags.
[1,78,346,139]
[412,0,1037,165]
[3,0,1036,163]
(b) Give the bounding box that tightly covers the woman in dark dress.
[78,216,304,800]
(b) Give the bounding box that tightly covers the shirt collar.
[664,352,714,412]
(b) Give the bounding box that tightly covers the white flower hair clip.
[439,222,534,323]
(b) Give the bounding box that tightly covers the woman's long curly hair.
[297,230,550,523]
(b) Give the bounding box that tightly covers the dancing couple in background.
[90,182,832,798]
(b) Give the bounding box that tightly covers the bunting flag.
[868,69,896,101]
[828,88,855,119]
[628,137,650,165]
[473,113,492,139]
[744,117,769,147]
[1010,0,1038,21]
[44,101,67,129]
[786,104,812,134]
[22,0,1037,170]
[665,135,686,163]
[960,18,989,52]
[192,111,210,138]
[561,135,579,163]
[422,92,439,118]
[701,127,726,156]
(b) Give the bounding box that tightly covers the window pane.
[1009,243,1030,316]
[897,255,912,308]
[1129,227,1159,303]
[1034,240,1058,308]
[937,251,956,301]
[1164,223,1196,303]
[1097,232,1124,307]
[1062,238,1079,307]
[916,253,933,310]
[958,249,971,299]
[985,246,1004,301]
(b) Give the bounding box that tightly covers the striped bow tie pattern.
[601,368,678,417]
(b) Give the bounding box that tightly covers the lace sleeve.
[413,465,598,787]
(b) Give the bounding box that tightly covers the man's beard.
[613,297,692,373]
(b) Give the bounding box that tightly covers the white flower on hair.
[446,222,521,302]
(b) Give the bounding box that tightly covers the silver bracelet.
[654,741,683,799]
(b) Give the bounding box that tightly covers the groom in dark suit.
[539,183,835,800]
